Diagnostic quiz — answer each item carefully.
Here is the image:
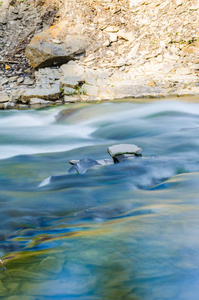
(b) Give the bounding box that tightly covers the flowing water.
[0,99,199,299]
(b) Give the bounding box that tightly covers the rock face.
[25,21,90,69]
[1,0,199,109]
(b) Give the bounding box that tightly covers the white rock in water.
[107,144,142,157]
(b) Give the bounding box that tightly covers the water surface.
[0,100,199,299]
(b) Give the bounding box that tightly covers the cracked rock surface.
[1,0,199,109]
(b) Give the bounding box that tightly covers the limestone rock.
[16,104,29,109]
[10,93,23,103]
[22,86,61,103]
[117,30,134,42]
[60,62,85,77]
[25,21,90,69]
[64,87,77,96]
[1,78,9,85]
[64,95,79,103]
[60,76,83,87]
[29,98,50,105]
[108,33,118,43]
[107,144,142,158]
[4,102,16,109]
[0,92,9,103]
[104,26,119,33]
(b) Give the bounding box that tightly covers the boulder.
[107,144,142,161]
[25,21,90,69]
[68,158,100,174]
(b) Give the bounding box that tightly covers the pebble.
[104,26,119,33]
[1,78,9,85]
[17,77,24,83]
[23,78,34,85]
[108,33,118,43]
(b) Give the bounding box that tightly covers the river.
[0,99,199,299]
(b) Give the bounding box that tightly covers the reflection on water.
[0,100,199,299]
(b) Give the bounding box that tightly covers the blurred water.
[0,100,199,299]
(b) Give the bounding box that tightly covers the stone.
[60,76,84,89]
[23,78,34,85]
[127,43,140,60]
[60,63,84,77]
[177,67,192,75]
[55,100,63,105]
[104,26,119,33]
[0,92,9,103]
[176,0,182,6]
[129,0,143,6]
[156,55,163,63]
[22,86,61,102]
[164,53,179,62]
[64,87,77,96]
[190,64,199,70]
[1,78,9,85]
[16,104,29,109]
[103,40,110,47]
[83,84,99,96]
[9,76,18,83]
[10,93,23,103]
[83,54,96,63]
[64,95,79,102]
[115,57,127,67]
[96,159,113,166]
[68,158,100,174]
[17,77,24,84]
[117,30,134,42]
[0,103,6,109]
[107,144,142,159]
[25,21,90,69]
[29,98,50,105]
[4,102,16,109]
[55,108,82,121]
[69,159,113,166]
[109,33,118,43]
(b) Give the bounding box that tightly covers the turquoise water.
[0,100,199,299]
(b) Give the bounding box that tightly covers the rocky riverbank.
[1,0,199,109]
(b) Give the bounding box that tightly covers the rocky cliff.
[1,0,199,108]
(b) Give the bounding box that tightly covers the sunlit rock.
[25,21,90,69]
[107,144,142,159]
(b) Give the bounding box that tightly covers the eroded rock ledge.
[1,0,199,109]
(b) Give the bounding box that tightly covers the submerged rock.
[39,144,143,188]
[68,158,100,174]
[68,144,142,174]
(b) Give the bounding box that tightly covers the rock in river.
[107,144,142,162]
